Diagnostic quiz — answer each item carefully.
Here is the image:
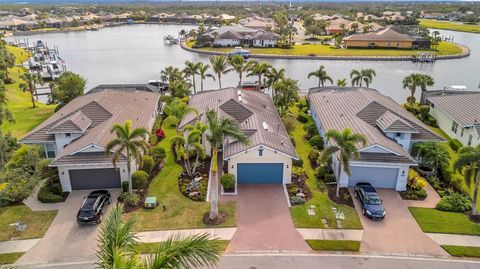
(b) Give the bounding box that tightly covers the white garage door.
[349,166,399,189]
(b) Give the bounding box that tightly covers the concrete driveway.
[224,185,310,253]
[16,189,120,266]
[351,188,447,256]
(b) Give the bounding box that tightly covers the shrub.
[50,183,63,195]
[120,192,140,207]
[290,195,306,205]
[427,176,441,190]
[450,174,469,195]
[282,116,296,134]
[6,145,43,175]
[289,134,296,147]
[155,128,165,141]
[303,120,318,138]
[297,99,308,109]
[220,173,236,192]
[309,135,324,150]
[141,155,154,174]
[152,145,166,167]
[38,185,63,203]
[435,192,472,212]
[419,105,430,120]
[315,166,326,180]
[324,173,335,183]
[293,159,304,167]
[0,172,37,207]
[122,181,129,193]
[308,150,320,167]
[406,96,416,104]
[297,112,309,123]
[449,139,463,152]
[35,159,59,184]
[132,170,149,189]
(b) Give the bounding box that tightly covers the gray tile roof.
[428,93,480,132]
[180,88,298,160]
[376,111,417,133]
[48,110,92,134]
[343,27,415,42]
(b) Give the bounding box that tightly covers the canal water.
[8,24,480,103]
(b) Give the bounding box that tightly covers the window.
[396,133,402,138]
[66,133,71,138]
[259,148,263,156]
[44,143,56,159]
[460,128,464,137]
[451,121,459,134]
[468,135,473,146]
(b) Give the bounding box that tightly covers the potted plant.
[220,173,236,195]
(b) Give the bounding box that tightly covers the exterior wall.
[385,132,412,152]
[253,39,277,48]
[430,106,480,147]
[54,133,82,153]
[344,40,413,49]
[213,38,241,47]
[226,146,293,184]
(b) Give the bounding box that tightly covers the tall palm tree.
[228,55,254,86]
[160,66,183,83]
[350,69,376,88]
[20,72,43,108]
[183,61,200,95]
[209,55,231,89]
[418,74,435,104]
[105,120,150,193]
[171,127,205,178]
[308,65,333,88]
[412,142,450,171]
[402,73,422,104]
[454,145,480,216]
[247,61,271,91]
[162,98,198,131]
[196,62,215,92]
[205,109,249,220]
[265,66,286,95]
[321,128,367,197]
[336,78,347,87]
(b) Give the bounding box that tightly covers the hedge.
[449,139,463,152]
[220,173,236,192]
[38,185,64,203]
[141,155,154,174]
[132,170,149,189]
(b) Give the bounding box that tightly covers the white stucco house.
[179,88,298,192]
[427,92,480,147]
[308,87,443,191]
[20,86,161,192]
[202,25,278,48]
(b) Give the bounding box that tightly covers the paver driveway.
[224,185,310,253]
[350,188,447,256]
[16,189,120,266]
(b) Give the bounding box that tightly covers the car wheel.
[362,208,366,216]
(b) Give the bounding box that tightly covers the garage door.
[237,163,283,184]
[69,168,121,190]
[349,166,399,189]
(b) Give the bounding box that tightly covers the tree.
[265,66,286,93]
[350,69,376,87]
[418,74,435,104]
[51,71,86,108]
[337,78,347,87]
[169,79,191,99]
[105,120,150,193]
[197,62,215,92]
[402,73,422,105]
[0,48,15,83]
[205,109,248,220]
[0,81,15,168]
[321,128,367,196]
[454,145,480,216]
[20,72,43,108]
[273,78,299,116]
[160,66,183,83]
[308,65,333,88]
[228,55,254,86]
[171,127,205,179]
[412,142,450,171]
[162,98,198,131]
[209,55,231,89]
[183,61,200,94]
[247,61,271,91]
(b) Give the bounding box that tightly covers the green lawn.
[1,46,56,138]
[306,240,360,251]
[0,205,57,241]
[441,245,480,258]
[288,104,362,229]
[0,252,24,265]
[409,207,480,235]
[187,40,463,57]
[135,240,230,254]
[419,19,480,34]
[123,126,236,231]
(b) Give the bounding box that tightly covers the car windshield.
[366,195,382,205]
[81,198,97,211]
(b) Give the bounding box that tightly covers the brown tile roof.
[343,27,414,42]
[179,88,298,160]
[48,110,92,134]
[428,93,480,129]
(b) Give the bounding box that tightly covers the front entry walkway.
[223,185,310,253]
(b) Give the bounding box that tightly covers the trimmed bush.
[303,120,318,138]
[152,145,166,166]
[293,159,304,167]
[38,185,64,203]
[324,173,335,183]
[221,173,236,192]
[120,192,140,207]
[132,170,149,189]
[141,155,154,174]
[449,139,463,152]
[436,193,472,212]
[122,181,129,193]
[308,149,320,167]
[297,112,309,123]
[309,135,324,150]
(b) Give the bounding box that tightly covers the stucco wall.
[213,38,241,46]
[54,133,82,153]
[253,39,277,47]
[344,40,413,48]
[58,163,131,192]
[430,106,479,147]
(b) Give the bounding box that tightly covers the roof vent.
[237,90,242,95]
[262,122,268,131]
[238,96,243,102]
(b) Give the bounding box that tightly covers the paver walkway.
[0,239,40,254]
[222,185,310,253]
[23,184,63,211]
[296,228,363,241]
[137,228,237,242]
[427,233,480,247]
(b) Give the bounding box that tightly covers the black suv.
[354,183,386,220]
[77,190,112,225]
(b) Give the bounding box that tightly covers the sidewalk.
[296,228,363,241]
[0,239,40,254]
[23,184,63,212]
[427,233,480,247]
[137,228,237,243]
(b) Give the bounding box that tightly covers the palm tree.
[350,69,376,87]
[308,65,333,88]
[205,109,249,220]
[228,55,254,86]
[454,145,480,216]
[160,66,183,83]
[0,82,14,167]
[209,55,231,89]
[402,73,422,104]
[183,61,200,94]
[171,127,205,179]
[265,66,286,94]
[337,78,347,87]
[273,78,299,116]
[162,98,198,131]
[418,74,435,104]
[412,142,450,171]
[321,128,367,197]
[20,72,43,108]
[0,49,15,82]
[105,120,150,193]
[247,61,271,91]
[197,62,215,92]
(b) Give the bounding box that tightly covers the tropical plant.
[402,73,422,105]
[247,61,271,91]
[350,69,376,87]
[273,78,299,116]
[196,62,215,92]
[151,144,166,168]
[417,74,435,104]
[308,65,333,88]
[336,78,347,87]
[162,98,198,130]
[412,142,451,171]
[184,61,200,94]
[105,120,150,193]
[0,47,15,82]
[20,72,43,108]
[436,192,472,212]
[51,71,86,108]
[454,145,480,215]
[320,128,367,196]
[0,82,14,167]
[228,55,254,86]
[160,66,183,83]
[265,66,286,93]
[209,55,231,89]
[171,124,206,179]
[169,79,191,99]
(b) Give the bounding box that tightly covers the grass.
[306,240,360,251]
[0,252,24,265]
[187,40,463,57]
[419,19,480,34]
[123,126,236,231]
[135,240,230,254]
[441,245,480,258]
[409,207,480,235]
[288,104,362,229]
[1,46,56,138]
[0,205,57,241]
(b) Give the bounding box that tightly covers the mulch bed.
[468,213,480,223]
[398,190,427,201]
[202,212,228,225]
[327,184,355,207]
[178,157,210,202]
[287,170,313,203]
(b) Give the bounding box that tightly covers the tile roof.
[48,110,92,134]
[376,111,417,133]
[179,88,298,160]
[344,27,415,42]
[428,93,480,130]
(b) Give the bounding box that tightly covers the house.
[308,87,442,191]
[179,88,298,189]
[427,92,480,147]
[20,87,161,192]
[239,17,274,30]
[343,26,430,49]
[325,18,363,35]
[200,25,278,48]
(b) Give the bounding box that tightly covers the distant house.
[343,27,431,49]
[308,87,442,191]
[427,92,480,147]
[325,18,363,35]
[239,17,274,30]
[201,25,278,48]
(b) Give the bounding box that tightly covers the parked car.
[354,183,386,220]
[77,190,112,225]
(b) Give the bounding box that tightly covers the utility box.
[144,196,157,209]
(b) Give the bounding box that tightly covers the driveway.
[350,188,447,256]
[224,185,310,252]
[16,189,120,266]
